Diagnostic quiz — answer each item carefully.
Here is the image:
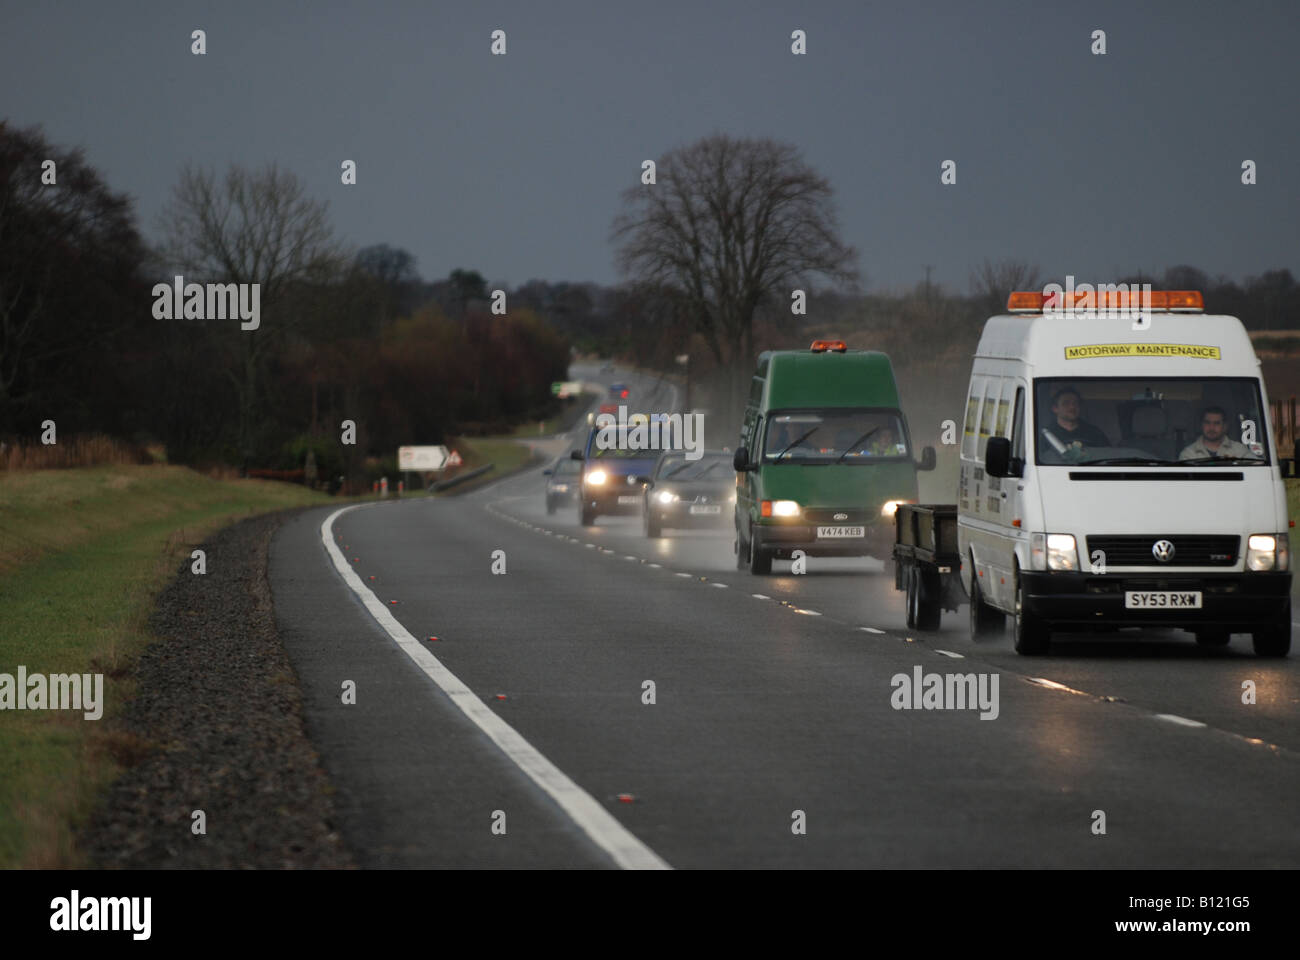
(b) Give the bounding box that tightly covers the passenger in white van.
[1178,406,1255,460]
[1041,387,1111,455]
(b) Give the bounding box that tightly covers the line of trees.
[6,120,1299,475]
[0,122,569,485]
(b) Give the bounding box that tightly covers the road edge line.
[320,503,671,870]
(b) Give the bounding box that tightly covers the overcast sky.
[4,0,1297,293]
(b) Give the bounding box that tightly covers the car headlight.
[1247,533,1288,571]
[881,499,907,518]
[1030,533,1079,571]
[656,490,677,504]
[552,483,569,492]
[762,499,800,518]
[586,469,607,486]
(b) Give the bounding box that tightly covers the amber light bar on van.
[1006,290,1205,313]
[809,340,848,353]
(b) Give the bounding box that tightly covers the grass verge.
[0,465,332,867]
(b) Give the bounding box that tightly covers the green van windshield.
[764,410,908,462]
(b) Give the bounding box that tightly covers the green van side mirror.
[733,446,751,471]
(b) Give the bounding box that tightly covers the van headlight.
[761,499,800,518]
[881,500,907,519]
[656,490,677,504]
[586,469,608,486]
[1247,533,1288,571]
[1030,533,1079,571]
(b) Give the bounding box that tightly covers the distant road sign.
[399,445,448,471]
[446,449,464,467]
[554,380,583,398]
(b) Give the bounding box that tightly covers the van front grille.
[1086,535,1239,567]
[803,508,869,524]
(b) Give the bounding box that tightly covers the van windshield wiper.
[1075,457,1172,466]
[774,427,819,460]
[835,428,880,464]
[1174,456,1265,465]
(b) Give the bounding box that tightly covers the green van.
[733,340,935,574]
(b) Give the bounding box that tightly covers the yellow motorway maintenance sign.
[1064,343,1221,360]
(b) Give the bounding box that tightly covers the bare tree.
[157,163,344,463]
[969,258,1041,317]
[612,135,858,419]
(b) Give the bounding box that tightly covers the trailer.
[892,504,965,630]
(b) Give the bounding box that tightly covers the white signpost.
[399,445,449,471]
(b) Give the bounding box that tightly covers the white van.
[959,290,1292,656]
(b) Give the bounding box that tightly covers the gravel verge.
[79,509,354,868]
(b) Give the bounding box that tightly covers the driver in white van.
[1178,406,1254,460]
[1042,387,1110,456]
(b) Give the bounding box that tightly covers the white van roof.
[975,312,1259,379]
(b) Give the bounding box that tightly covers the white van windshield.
[763,409,908,463]
[1033,378,1268,466]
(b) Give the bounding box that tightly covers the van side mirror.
[916,446,936,471]
[543,468,553,475]
[733,446,750,471]
[985,437,1012,478]
[570,450,584,461]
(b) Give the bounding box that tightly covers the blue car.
[572,424,661,526]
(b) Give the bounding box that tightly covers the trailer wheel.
[914,567,942,631]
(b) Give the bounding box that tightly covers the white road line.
[794,609,821,616]
[858,627,885,634]
[935,650,964,658]
[751,593,770,600]
[675,572,692,578]
[647,563,661,569]
[1155,713,1208,728]
[320,504,669,871]
[1026,677,1091,696]
[711,582,728,589]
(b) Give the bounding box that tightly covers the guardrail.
[429,464,494,492]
